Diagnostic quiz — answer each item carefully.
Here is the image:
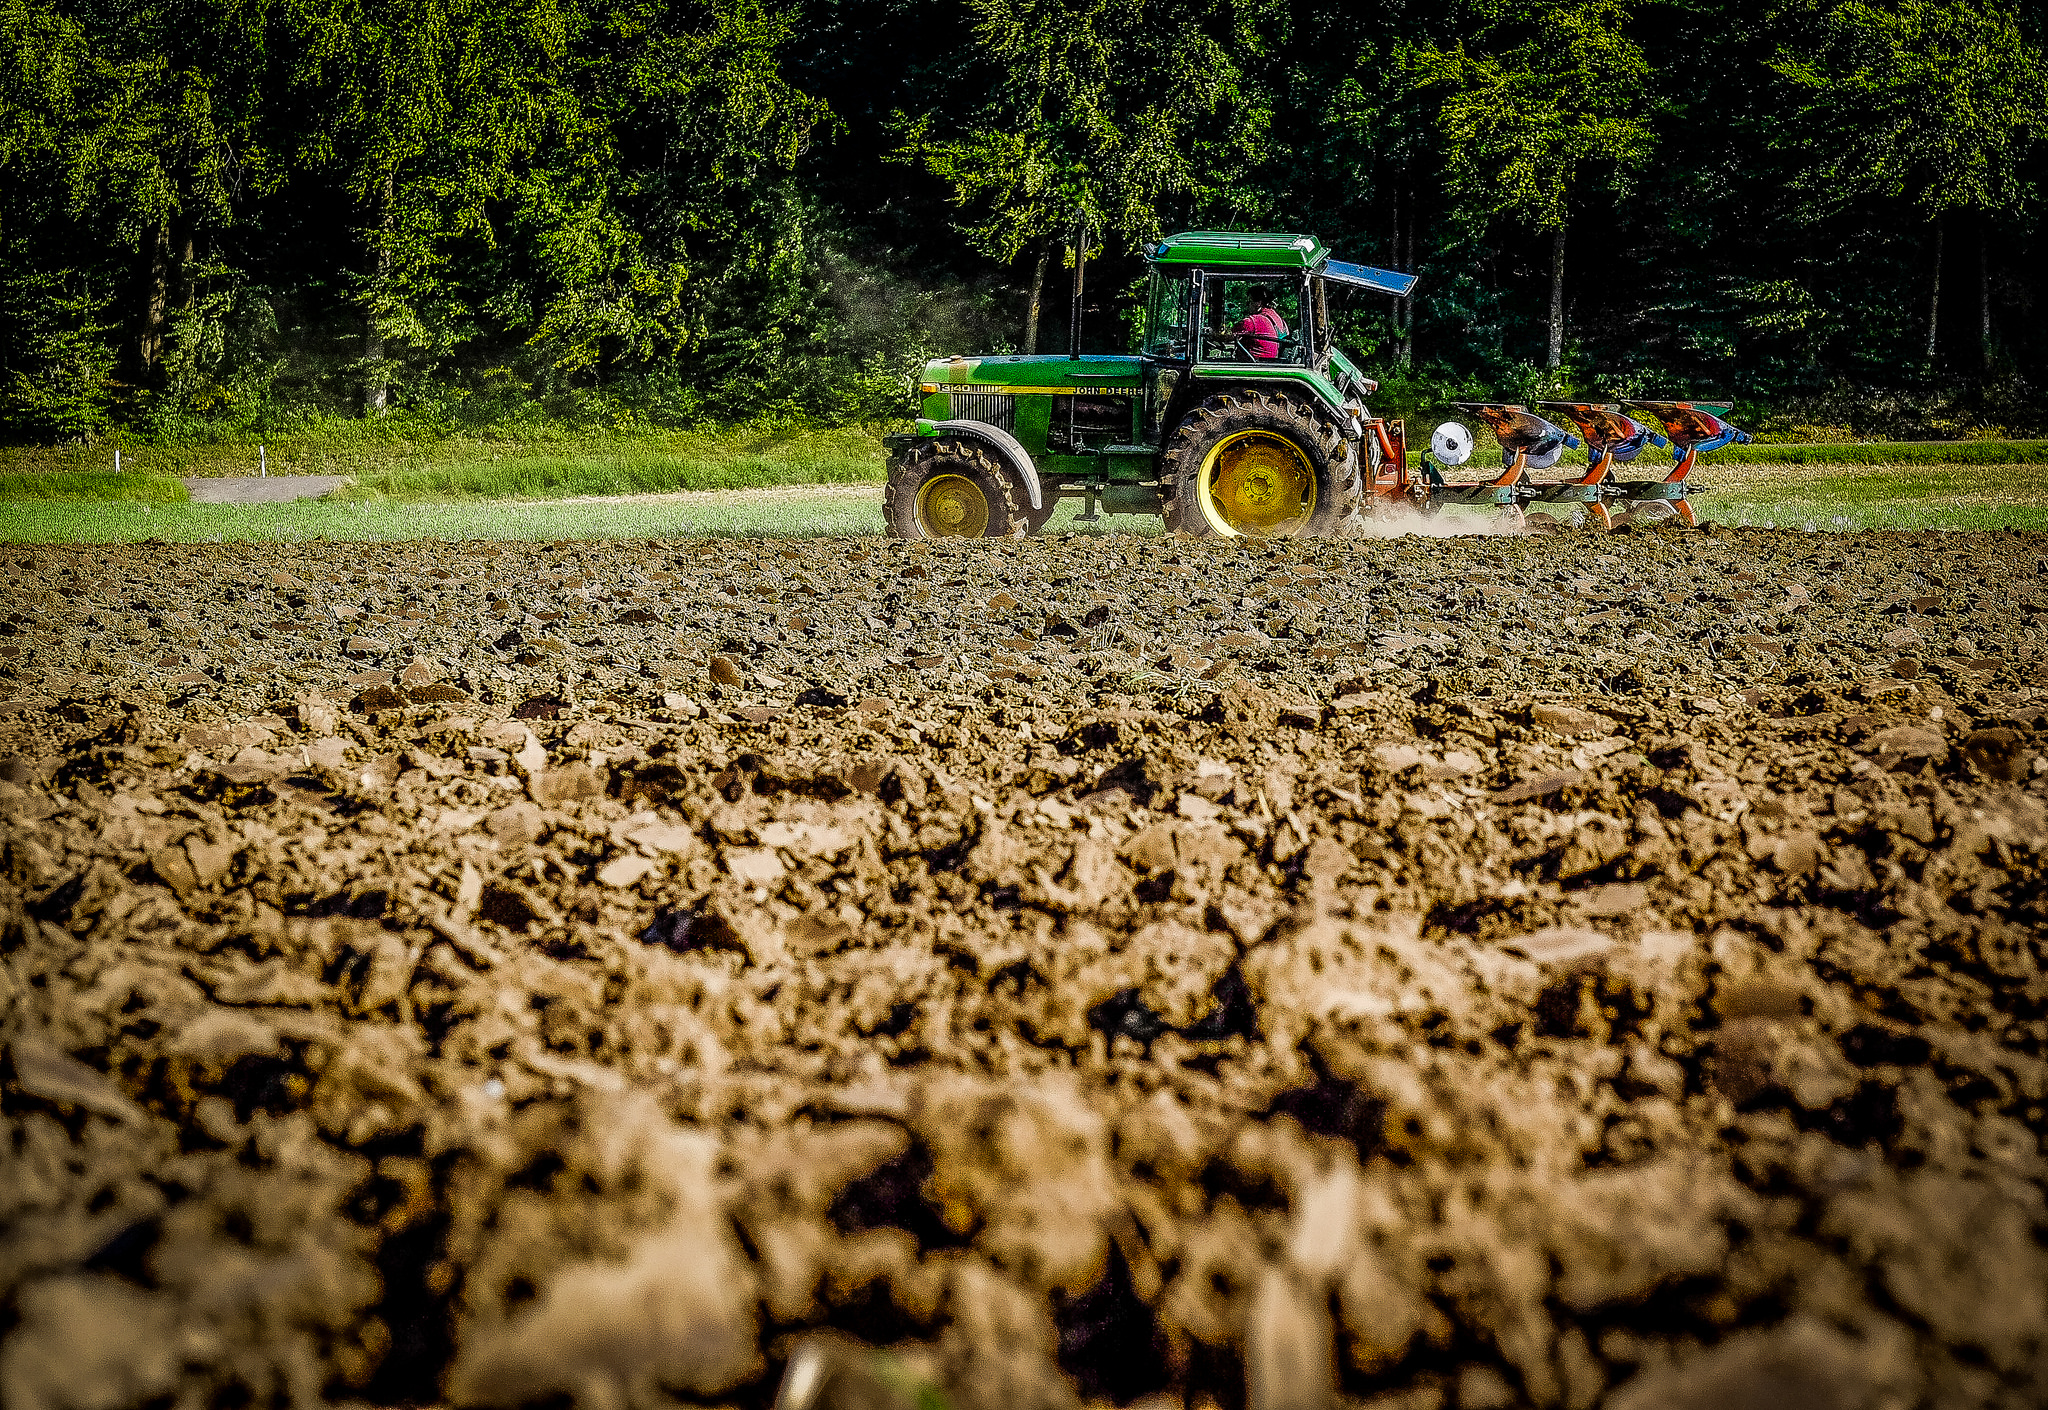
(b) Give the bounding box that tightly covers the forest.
[0,0,2043,443]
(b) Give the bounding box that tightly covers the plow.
[1369,398,1751,531]
[883,227,1749,540]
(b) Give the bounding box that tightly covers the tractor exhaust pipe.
[1068,221,1089,360]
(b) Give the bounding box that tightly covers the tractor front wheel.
[1161,391,1363,539]
[884,440,1027,540]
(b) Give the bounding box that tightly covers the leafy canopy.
[1770,0,2048,217]
[897,0,1276,258]
[1406,0,1657,231]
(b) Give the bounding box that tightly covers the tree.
[895,0,1274,346]
[1772,0,2047,366]
[1407,0,1657,369]
[0,0,263,389]
[278,0,827,404]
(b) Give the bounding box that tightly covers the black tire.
[884,439,1028,540]
[1160,390,1364,538]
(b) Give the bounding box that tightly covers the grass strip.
[0,470,191,503]
[1703,462,2048,531]
[1715,439,2048,466]
[0,423,893,482]
[336,451,882,503]
[0,490,882,542]
[4,459,2044,541]
[0,488,1182,543]
[8,425,2047,489]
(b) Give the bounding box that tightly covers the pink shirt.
[1238,308,1287,359]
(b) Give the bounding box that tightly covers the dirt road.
[1,526,2044,1409]
[180,474,351,504]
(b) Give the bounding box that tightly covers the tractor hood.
[918,354,1140,392]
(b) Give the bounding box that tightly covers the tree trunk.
[175,230,196,312]
[364,170,394,415]
[135,223,170,382]
[1399,185,1414,367]
[1023,248,1047,354]
[1546,225,1565,370]
[1926,219,1942,361]
[1980,215,1992,372]
[1391,183,1411,369]
[1390,183,1402,363]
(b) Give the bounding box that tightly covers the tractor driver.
[1238,287,1287,359]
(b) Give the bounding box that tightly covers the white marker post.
[114,449,121,473]
[260,445,267,477]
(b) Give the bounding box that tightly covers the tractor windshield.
[1198,275,1307,365]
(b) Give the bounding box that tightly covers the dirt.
[1,525,2045,1410]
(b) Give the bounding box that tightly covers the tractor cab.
[1140,265,1310,367]
[1132,234,1416,472]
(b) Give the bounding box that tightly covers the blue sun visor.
[1323,260,1418,298]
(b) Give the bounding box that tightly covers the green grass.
[0,490,876,542]
[335,449,882,503]
[1702,461,2048,531]
[1714,439,2048,466]
[0,470,191,503]
[2,450,2044,542]
[0,422,891,483]
[0,487,1179,542]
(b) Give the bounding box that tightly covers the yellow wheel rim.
[916,473,990,538]
[1197,430,1315,537]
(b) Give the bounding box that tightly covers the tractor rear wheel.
[884,439,1028,540]
[1161,391,1363,538]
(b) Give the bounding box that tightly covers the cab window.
[1198,276,1306,364]
[1141,269,1195,359]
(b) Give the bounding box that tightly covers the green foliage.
[2,0,2047,442]
[1406,0,1657,232]
[896,0,1275,258]
[0,272,119,439]
[1771,0,2047,218]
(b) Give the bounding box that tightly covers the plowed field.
[2,526,2046,1410]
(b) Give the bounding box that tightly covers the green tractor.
[882,230,1417,540]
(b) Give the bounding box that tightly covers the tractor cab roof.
[1148,231,1328,269]
[1146,230,1417,297]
